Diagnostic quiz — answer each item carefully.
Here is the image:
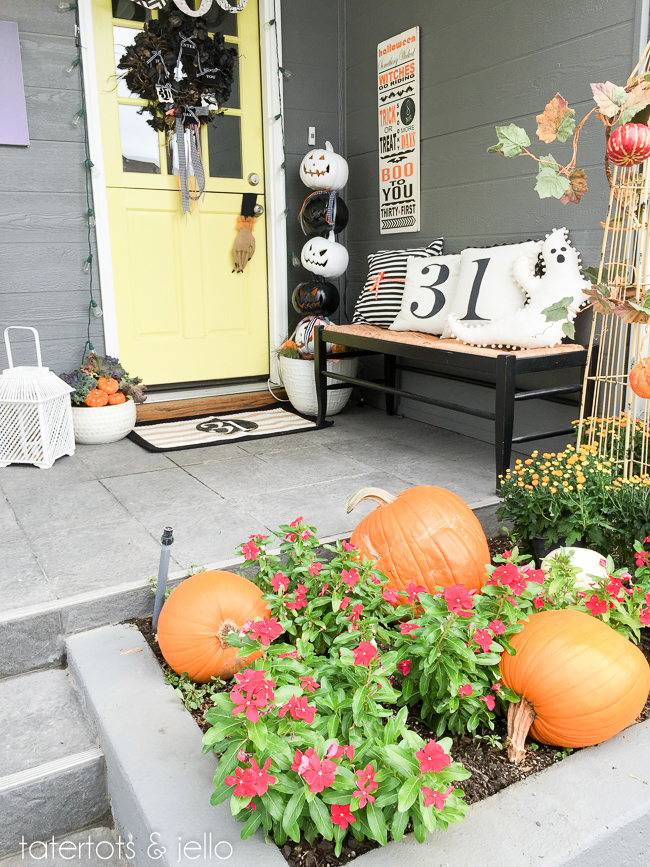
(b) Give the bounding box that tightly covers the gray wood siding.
[0,0,104,374]
[344,0,641,446]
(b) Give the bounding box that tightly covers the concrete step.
[0,669,110,857]
[0,827,131,867]
[0,502,499,679]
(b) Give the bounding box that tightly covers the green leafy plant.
[164,669,225,713]
[488,79,650,204]
[203,629,470,853]
[238,523,398,654]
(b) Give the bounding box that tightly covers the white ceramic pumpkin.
[301,237,349,279]
[300,141,349,191]
[541,547,609,589]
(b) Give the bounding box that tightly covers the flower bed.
[137,520,650,867]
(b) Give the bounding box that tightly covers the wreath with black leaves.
[117,10,237,132]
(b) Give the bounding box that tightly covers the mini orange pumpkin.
[347,486,490,594]
[97,377,119,394]
[500,609,650,761]
[107,392,126,405]
[157,570,269,683]
[629,357,650,398]
[85,388,109,407]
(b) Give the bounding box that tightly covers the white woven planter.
[279,355,358,416]
[72,399,137,445]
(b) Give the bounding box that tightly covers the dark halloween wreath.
[117,10,237,132]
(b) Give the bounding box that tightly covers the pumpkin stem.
[216,618,243,650]
[346,487,397,514]
[506,698,537,764]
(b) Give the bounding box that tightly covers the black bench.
[313,323,589,489]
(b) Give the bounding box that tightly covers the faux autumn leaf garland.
[488,74,650,203]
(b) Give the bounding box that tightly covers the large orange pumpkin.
[157,570,269,683]
[500,609,650,762]
[347,486,490,594]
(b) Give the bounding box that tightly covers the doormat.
[128,403,326,452]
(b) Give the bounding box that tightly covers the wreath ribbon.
[174,108,206,214]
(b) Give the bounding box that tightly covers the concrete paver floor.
[0,404,502,616]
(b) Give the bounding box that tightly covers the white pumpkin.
[300,141,349,191]
[541,547,609,589]
[293,316,333,356]
[301,237,349,279]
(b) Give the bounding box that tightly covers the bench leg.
[495,354,516,490]
[314,326,328,427]
[384,354,397,415]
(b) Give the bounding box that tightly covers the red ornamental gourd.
[606,123,650,167]
[347,486,490,594]
[629,356,650,398]
[500,609,650,762]
[157,570,269,683]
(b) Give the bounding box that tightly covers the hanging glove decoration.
[117,12,236,214]
[232,193,257,273]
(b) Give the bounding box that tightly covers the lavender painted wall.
[0,20,29,146]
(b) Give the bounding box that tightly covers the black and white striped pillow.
[352,239,444,328]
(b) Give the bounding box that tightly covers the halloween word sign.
[377,26,420,235]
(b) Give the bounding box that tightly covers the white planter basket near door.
[72,398,137,445]
[0,326,75,469]
[279,355,359,417]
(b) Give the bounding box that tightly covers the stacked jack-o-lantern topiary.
[289,142,350,354]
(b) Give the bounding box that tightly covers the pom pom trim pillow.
[390,253,461,335]
[440,240,542,338]
[352,239,444,328]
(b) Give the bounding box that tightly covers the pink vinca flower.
[341,539,356,551]
[397,660,411,675]
[289,517,303,528]
[245,757,276,796]
[241,540,260,561]
[399,622,420,635]
[353,641,378,667]
[382,588,400,604]
[271,572,289,593]
[247,616,283,646]
[443,584,474,616]
[300,675,320,693]
[606,577,622,597]
[339,596,352,609]
[224,766,257,798]
[472,629,493,653]
[422,786,453,810]
[353,763,378,807]
[301,529,311,540]
[639,607,650,626]
[341,568,360,589]
[325,743,354,761]
[308,561,322,577]
[480,695,496,711]
[278,695,316,724]
[348,603,364,623]
[301,753,337,794]
[331,804,356,829]
[533,595,545,610]
[585,594,608,616]
[405,582,426,605]
[416,740,451,774]
[488,619,505,635]
[458,684,473,697]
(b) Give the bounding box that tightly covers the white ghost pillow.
[390,254,461,335]
[441,240,542,337]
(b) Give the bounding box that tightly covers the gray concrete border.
[67,622,650,867]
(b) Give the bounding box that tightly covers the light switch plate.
[308,126,316,146]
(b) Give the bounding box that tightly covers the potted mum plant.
[277,330,358,417]
[60,352,146,444]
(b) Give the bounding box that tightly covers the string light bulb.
[87,208,96,228]
[90,300,103,318]
[73,109,85,126]
[66,57,80,74]
[279,67,292,79]
[291,251,301,268]
[83,255,93,274]
[57,2,77,11]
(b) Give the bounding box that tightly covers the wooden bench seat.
[313,323,589,489]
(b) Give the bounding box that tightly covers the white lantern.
[0,327,75,469]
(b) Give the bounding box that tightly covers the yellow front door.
[93,0,268,386]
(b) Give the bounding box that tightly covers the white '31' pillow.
[389,254,461,335]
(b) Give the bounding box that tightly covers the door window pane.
[207,114,242,178]
[119,104,161,173]
[112,0,150,22]
[114,26,140,98]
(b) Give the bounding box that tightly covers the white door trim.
[77,0,288,385]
